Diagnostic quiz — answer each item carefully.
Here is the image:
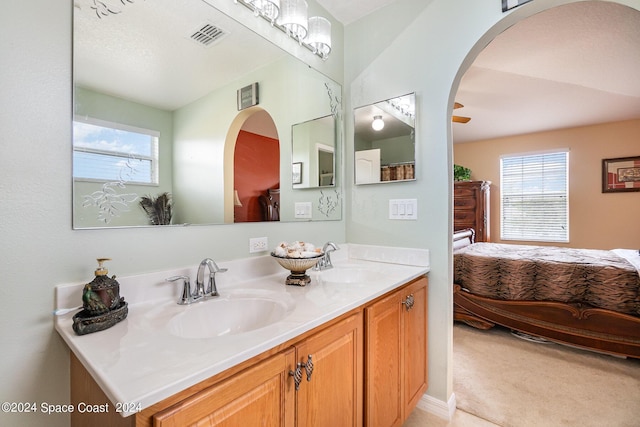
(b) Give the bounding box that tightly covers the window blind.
[73,119,159,185]
[500,151,569,242]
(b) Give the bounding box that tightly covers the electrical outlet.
[249,237,269,253]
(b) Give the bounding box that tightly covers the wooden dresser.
[454,180,491,242]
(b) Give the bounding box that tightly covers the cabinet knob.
[402,294,415,311]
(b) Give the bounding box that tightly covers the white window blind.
[73,118,159,185]
[500,151,569,242]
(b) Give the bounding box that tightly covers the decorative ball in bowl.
[271,252,324,286]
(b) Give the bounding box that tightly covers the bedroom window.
[73,118,159,185]
[500,151,569,242]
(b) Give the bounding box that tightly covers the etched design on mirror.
[354,93,416,185]
[317,189,340,217]
[325,82,341,119]
[82,182,139,225]
[89,0,139,19]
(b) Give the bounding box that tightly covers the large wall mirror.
[354,93,415,185]
[72,0,342,229]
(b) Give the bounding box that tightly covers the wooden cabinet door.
[295,312,363,427]
[365,289,403,427]
[365,277,429,427]
[153,348,296,427]
[403,277,428,415]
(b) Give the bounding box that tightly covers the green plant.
[454,164,472,181]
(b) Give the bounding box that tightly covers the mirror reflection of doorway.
[233,110,280,222]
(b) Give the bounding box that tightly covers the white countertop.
[54,244,429,417]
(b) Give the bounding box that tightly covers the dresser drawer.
[454,197,476,210]
[454,210,476,222]
[454,187,477,198]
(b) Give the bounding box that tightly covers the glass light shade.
[249,0,280,22]
[372,115,384,131]
[306,16,331,58]
[278,0,308,39]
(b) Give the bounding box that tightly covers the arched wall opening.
[223,107,280,223]
[445,0,640,412]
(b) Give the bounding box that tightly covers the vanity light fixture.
[306,16,331,59]
[234,0,331,60]
[372,115,385,131]
[278,0,308,41]
[248,0,280,23]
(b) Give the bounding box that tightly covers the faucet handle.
[205,267,227,297]
[166,275,196,305]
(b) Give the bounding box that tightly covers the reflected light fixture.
[278,0,308,40]
[372,115,385,131]
[306,16,331,59]
[248,0,280,23]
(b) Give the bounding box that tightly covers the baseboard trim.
[417,392,456,421]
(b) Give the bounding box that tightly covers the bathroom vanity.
[55,245,429,426]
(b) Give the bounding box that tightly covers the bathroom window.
[500,150,569,242]
[73,118,159,185]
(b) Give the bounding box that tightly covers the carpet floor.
[453,323,640,427]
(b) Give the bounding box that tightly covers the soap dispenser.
[72,258,128,335]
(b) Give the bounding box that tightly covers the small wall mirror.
[354,93,416,185]
[292,115,336,189]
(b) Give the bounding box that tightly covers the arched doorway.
[223,107,280,223]
[448,0,640,419]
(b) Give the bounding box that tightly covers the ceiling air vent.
[189,23,227,47]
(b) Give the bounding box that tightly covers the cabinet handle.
[288,355,314,391]
[289,366,303,390]
[303,355,314,382]
[402,294,415,311]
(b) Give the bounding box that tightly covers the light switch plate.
[294,202,313,219]
[389,199,418,220]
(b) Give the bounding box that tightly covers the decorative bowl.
[271,252,324,286]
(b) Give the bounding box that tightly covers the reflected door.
[355,149,381,184]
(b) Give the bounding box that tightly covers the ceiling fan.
[452,102,471,123]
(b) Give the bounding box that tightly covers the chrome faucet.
[166,259,228,305]
[314,242,339,271]
[196,258,227,298]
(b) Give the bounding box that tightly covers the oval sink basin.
[167,293,294,339]
[318,266,378,284]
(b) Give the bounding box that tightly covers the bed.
[453,229,640,358]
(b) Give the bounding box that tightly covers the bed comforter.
[454,243,640,317]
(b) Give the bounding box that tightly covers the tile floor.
[403,408,499,427]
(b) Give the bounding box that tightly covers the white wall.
[344,0,640,408]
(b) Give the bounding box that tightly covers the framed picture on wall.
[602,156,640,193]
[502,0,533,12]
[292,162,302,184]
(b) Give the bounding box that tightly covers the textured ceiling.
[452,2,640,143]
[75,1,640,144]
